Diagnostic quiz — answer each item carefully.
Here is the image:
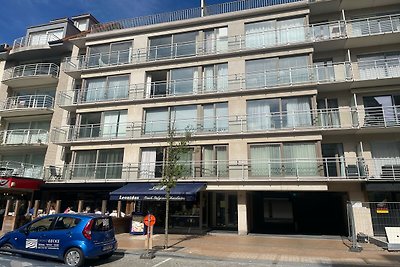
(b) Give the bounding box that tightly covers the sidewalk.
[116,233,400,266]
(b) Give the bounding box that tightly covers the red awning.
[0,177,43,191]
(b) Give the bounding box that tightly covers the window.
[246,55,309,89]
[250,142,318,177]
[78,110,127,139]
[358,52,400,80]
[75,20,88,31]
[140,145,228,179]
[0,153,45,179]
[53,216,81,230]
[139,147,194,178]
[317,98,340,128]
[314,59,335,82]
[28,217,54,232]
[88,41,132,67]
[204,27,228,53]
[146,63,227,98]
[371,141,400,178]
[83,75,129,102]
[363,95,400,126]
[144,103,228,134]
[202,145,228,177]
[245,17,306,49]
[6,121,50,144]
[149,32,197,60]
[73,149,124,179]
[28,28,63,46]
[92,217,113,231]
[247,97,312,131]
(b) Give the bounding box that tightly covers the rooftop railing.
[91,0,303,33]
[0,129,49,145]
[44,156,369,183]
[2,63,59,82]
[12,33,61,50]
[0,161,44,179]
[1,95,55,112]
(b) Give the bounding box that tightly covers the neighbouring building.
[2,0,400,235]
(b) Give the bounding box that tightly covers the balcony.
[358,105,400,129]
[2,63,59,87]
[63,14,400,74]
[0,161,43,179]
[44,157,368,183]
[58,62,350,108]
[0,129,49,149]
[12,34,61,51]
[51,107,356,144]
[0,95,55,118]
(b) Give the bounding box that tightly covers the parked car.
[0,213,117,267]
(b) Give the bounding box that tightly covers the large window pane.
[278,17,305,44]
[173,32,197,57]
[110,42,132,65]
[170,67,197,95]
[84,78,106,102]
[282,97,312,128]
[96,149,124,179]
[74,151,97,178]
[247,99,280,130]
[145,108,169,134]
[107,75,129,100]
[283,143,318,176]
[171,105,197,132]
[149,36,172,60]
[203,103,228,132]
[245,20,276,49]
[250,145,281,176]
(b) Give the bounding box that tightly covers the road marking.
[152,258,171,267]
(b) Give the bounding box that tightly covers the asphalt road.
[0,251,393,267]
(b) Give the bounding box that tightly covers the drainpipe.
[201,0,206,17]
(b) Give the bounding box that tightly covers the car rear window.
[92,217,113,232]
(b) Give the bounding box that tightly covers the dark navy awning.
[109,182,206,201]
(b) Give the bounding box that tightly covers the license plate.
[102,244,113,251]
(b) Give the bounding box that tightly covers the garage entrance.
[249,191,348,236]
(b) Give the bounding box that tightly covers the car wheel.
[1,243,14,255]
[64,248,84,267]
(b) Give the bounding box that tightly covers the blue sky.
[0,0,231,44]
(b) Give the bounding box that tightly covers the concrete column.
[55,200,61,213]
[4,200,11,216]
[33,200,40,217]
[117,201,122,218]
[237,191,248,235]
[101,200,107,214]
[77,200,84,213]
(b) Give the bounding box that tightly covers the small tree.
[160,127,191,249]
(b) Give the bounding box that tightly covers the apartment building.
[0,15,98,224]
[2,0,400,235]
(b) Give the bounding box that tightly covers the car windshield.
[92,217,113,232]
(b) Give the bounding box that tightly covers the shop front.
[0,177,43,231]
[110,182,206,234]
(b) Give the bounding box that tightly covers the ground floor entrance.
[248,191,348,236]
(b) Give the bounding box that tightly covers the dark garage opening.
[249,191,348,236]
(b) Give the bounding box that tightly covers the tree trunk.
[164,189,170,249]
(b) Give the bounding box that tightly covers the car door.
[19,216,56,256]
[49,215,82,257]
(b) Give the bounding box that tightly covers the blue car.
[0,213,117,267]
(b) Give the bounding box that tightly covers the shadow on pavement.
[151,234,203,252]
[85,250,126,266]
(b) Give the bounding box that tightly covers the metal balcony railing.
[0,161,44,179]
[0,129,49,145]
[91,0,303,33]
[353,57,400,80]
[12,33,61,50]
[348,13,400,37]
[63,13,400,73]
[2,63,60,82]
[1,95,55,111]
[58,62,350,106]
[357,105,400,128]
[44,156,369,182]
[51,107,356,143]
